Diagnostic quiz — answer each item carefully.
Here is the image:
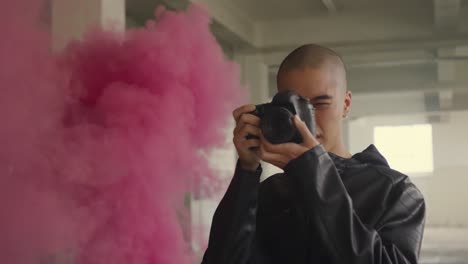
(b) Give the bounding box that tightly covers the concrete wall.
[349,94,468,227]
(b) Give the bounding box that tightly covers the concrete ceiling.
[126,0,468,50]
[126,0,468,111]
[231,0,327,21]
[232,0,433,22]
[336,0,431,10]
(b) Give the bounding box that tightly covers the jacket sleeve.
[201,160,262,264]
[283,145,426,264]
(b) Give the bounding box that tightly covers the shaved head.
[275,44,353,157]
[277,44,347,92]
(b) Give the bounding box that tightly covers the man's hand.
[259,115,320,169]
[232,104,262,171]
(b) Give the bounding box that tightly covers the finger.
[232,104,256,122]
[233,114,260,136]
[294,115,318,146]
[234,122,261,138]
[259,133,280,152]
[260,134,303,156]
[260,151,288,169]
[240,123,261,137]
[233,130,261,146]
[259,144,289,166]
[238,113,261,127]
[265,159,286,169]
[244,139,261,149]
[259,132,268,144]
[268,143,304,159]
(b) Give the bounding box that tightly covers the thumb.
[294,115,317,146]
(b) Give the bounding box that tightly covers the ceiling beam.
[260,35,468,66]
[268,50,436,73]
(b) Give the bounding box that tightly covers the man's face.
[277,67,351,152]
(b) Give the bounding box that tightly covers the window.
[373,124,434,175]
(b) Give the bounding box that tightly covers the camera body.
[248,90,316,145]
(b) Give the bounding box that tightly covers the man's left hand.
[259,115,320,169]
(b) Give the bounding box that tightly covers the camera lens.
[261,107,295,144]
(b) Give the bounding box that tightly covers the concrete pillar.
[51,0,125,52]
[234,54,270,104]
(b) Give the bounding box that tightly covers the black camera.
[247,90,316,145]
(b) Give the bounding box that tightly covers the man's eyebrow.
[311,95,333,101]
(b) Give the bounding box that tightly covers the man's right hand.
[232,104,262,171]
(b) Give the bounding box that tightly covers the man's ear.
[343,90,352,118]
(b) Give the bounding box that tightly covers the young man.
[201,44,425,264]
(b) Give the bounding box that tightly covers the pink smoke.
[0,1,245,263]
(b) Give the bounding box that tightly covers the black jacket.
[201,144,426,264]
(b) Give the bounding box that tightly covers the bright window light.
[373,124,434,175]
